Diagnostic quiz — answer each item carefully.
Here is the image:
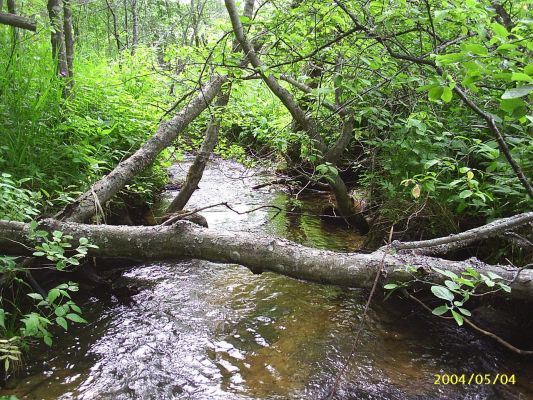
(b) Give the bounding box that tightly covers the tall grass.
[0,28,174,212]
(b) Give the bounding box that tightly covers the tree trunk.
[1,219,532,301]
[165,0,254,214]
[6,0,18,40]
[105,0,122,54]
[165,90,231,214]
[131,0,138,54]
[47,0,68,78]
[123,0,129,49]
[63,0,74,80]
[56,75,228,223]
[224,0,366,232]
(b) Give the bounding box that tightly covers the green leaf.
[383,283,398,290]
[0,309,5,329]
[497,282,511,293]
[524,64,533,76]
[431,285,454,302]
[451,310,464,326]
[441,86,453,102]
[456,278,475,287]
[461,43,488,56]
[54,306,66,317]
[486,271,502,280]
[464,267,480,278]
[511,73,533,83]
[458,307,471,316]
[43,335,52,346]
[500,98,526,113]
[445,280,460,291]
[65,313,87,323]
[432,305,449,316]
[424,159,440,169]
[490,22,508,37]
[56,316,68,331]
[27,293,44,301]
[428,86,444,101]
[435,53,465,65]
[432,267,458,280]
[459,189,473,199]
[47,288,60,304]
[501,85,533,99]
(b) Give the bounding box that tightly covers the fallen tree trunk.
[0,12,36,31]
[1,219,532,301]
[225,0,369,234]
[392,211,533,255]
[165,0,255,214]
[164,90,230,214]
[56,75,227,222]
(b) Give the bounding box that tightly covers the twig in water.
[161,202,282,226]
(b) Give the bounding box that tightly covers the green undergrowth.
[0,35,174,218]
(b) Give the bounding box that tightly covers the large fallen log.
[0,12,36,31]
[56,75,227,222]
[1,219,531,301]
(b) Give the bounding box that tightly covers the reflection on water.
[3,158,532,399]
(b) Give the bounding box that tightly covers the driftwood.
[1,218,532,301]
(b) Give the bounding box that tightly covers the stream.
[3,158,532,399]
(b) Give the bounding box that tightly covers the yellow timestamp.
[434,373,516,385]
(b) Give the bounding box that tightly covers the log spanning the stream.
[1,219,532,301]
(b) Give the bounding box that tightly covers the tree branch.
[392,211,533,255]
[0,12,36,31]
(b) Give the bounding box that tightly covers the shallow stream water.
[3,158,532,399]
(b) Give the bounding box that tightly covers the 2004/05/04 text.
[434,373,516,385]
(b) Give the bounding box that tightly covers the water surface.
[3,158,532,399]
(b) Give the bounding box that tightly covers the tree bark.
[56,75,228,223]
[47,0,68,78]
[392,211,533,255]
[131,0,138,54]
[105,0,122,54]
[165,0,255,213]
[0,12,36,31]
[63,0,74,80]
[123,0,129,48]
[165,90,231,214]
[6,0,18,40]
[225,0,366,231]
[1,219,531,301]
